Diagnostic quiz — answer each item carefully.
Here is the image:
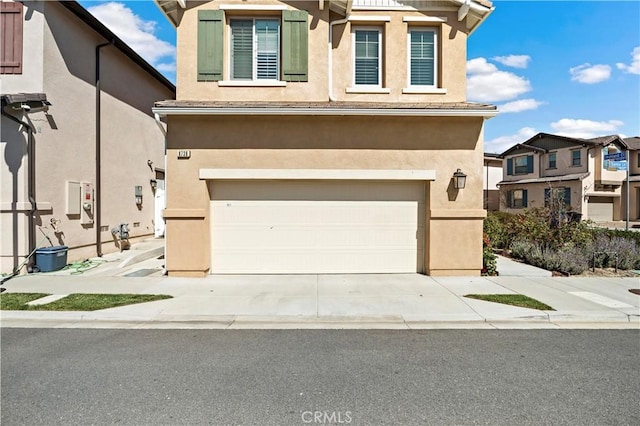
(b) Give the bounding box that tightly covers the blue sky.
[79,1,640,153]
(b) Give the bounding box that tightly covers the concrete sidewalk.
[1,272,638,329]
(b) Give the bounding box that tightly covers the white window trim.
[351,26,383,90]
[220,4,287,11]
[228,17,281,82]
[405,27,439,91]
[219,80,286,87]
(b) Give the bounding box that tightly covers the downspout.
[95,40,114,257]
[328,6,351,101]
[1,108,36,270]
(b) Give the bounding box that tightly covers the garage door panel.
[588,198,614,222]
[210,180,426,274]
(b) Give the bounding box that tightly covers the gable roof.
[624,137,640,151]
[500,132,632,158]
[60,1,175,94]
[155,0,494,34]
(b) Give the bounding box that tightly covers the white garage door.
[209,180,426,274]
[588,197,614,222]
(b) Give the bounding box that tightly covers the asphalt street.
[1,329,638,425]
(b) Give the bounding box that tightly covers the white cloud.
[156,62,176,73]
[569,63,611,84]
[466,57,498,74]
[550,118,624,138]
[492,55,531,69]
[485,127,538,154]
[467,58,532,102]
[498,98,545,113]
[87,2,175,72]
[616,46,640,75]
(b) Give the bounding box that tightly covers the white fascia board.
[176,0,186,8]
[219,4,288,10]
[348,15,391,22]
[402,16,448,23]
[199,168,436,181]
[152,107,498,118]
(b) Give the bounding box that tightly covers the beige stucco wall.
[176,0,467,103]
[0,2,174,273]
[163,115,486,276]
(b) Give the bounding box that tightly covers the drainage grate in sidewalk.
[124,269,162,277]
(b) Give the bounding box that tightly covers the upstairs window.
[353,28,381,87]
[408,28,436,87]
[548,152,557,169]
[230,19,280,80]
[571,149,582,167]
[197,9,308,83]
[506,155,534,176]
[1,1,23,74]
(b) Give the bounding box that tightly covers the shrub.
[588,233,640,270]
[482,233,498,276]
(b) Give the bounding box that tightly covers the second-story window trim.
[351,26,383,89]
[406,27,438,90]
[548,152,557,169]
[229,18,280,82]
[571,149,582,167]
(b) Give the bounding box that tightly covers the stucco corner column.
[163,208,209,277]
[426,209,487,276]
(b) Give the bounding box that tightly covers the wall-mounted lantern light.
[150,179,157,190]
[453,169,467,190]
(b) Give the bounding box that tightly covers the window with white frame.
[571,149,582,167]
[408,28,436,87]
[353,28,382,86]
[230,18,280,80]
[548,152,557,169]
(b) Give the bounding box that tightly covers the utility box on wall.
[66,181,81,216]
[80,182,94,225]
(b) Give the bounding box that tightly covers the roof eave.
[152,106,498,118]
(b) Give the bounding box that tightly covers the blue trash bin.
[35,246,68,272]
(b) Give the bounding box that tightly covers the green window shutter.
[522,190,528,208]
[526,155,534,173]
[506,158,513,176]
[198,10,224,81]
[282,10,308,82]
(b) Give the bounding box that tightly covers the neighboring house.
[153,0,497,277]
[623,136,640,223]
[1,0,175,274]
[498,132,640,223]
[483,152,501,211]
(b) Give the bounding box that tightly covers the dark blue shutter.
[506,191,512,208]
[506,158,513,176]
[544,188,550,207]
[526,155,534,173]
[563,188,571,207]
[522,190,528,208]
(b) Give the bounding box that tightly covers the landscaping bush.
[482,233,498,276]
[485,208,640,274]
[588,233,640,270]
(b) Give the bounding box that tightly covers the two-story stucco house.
[498,132,640,223]
[153,0,497,277]
[1,0,175,275]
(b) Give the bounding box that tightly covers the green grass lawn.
[0,293,172,311]
[464,294,555,311]
[0,293,50,310]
